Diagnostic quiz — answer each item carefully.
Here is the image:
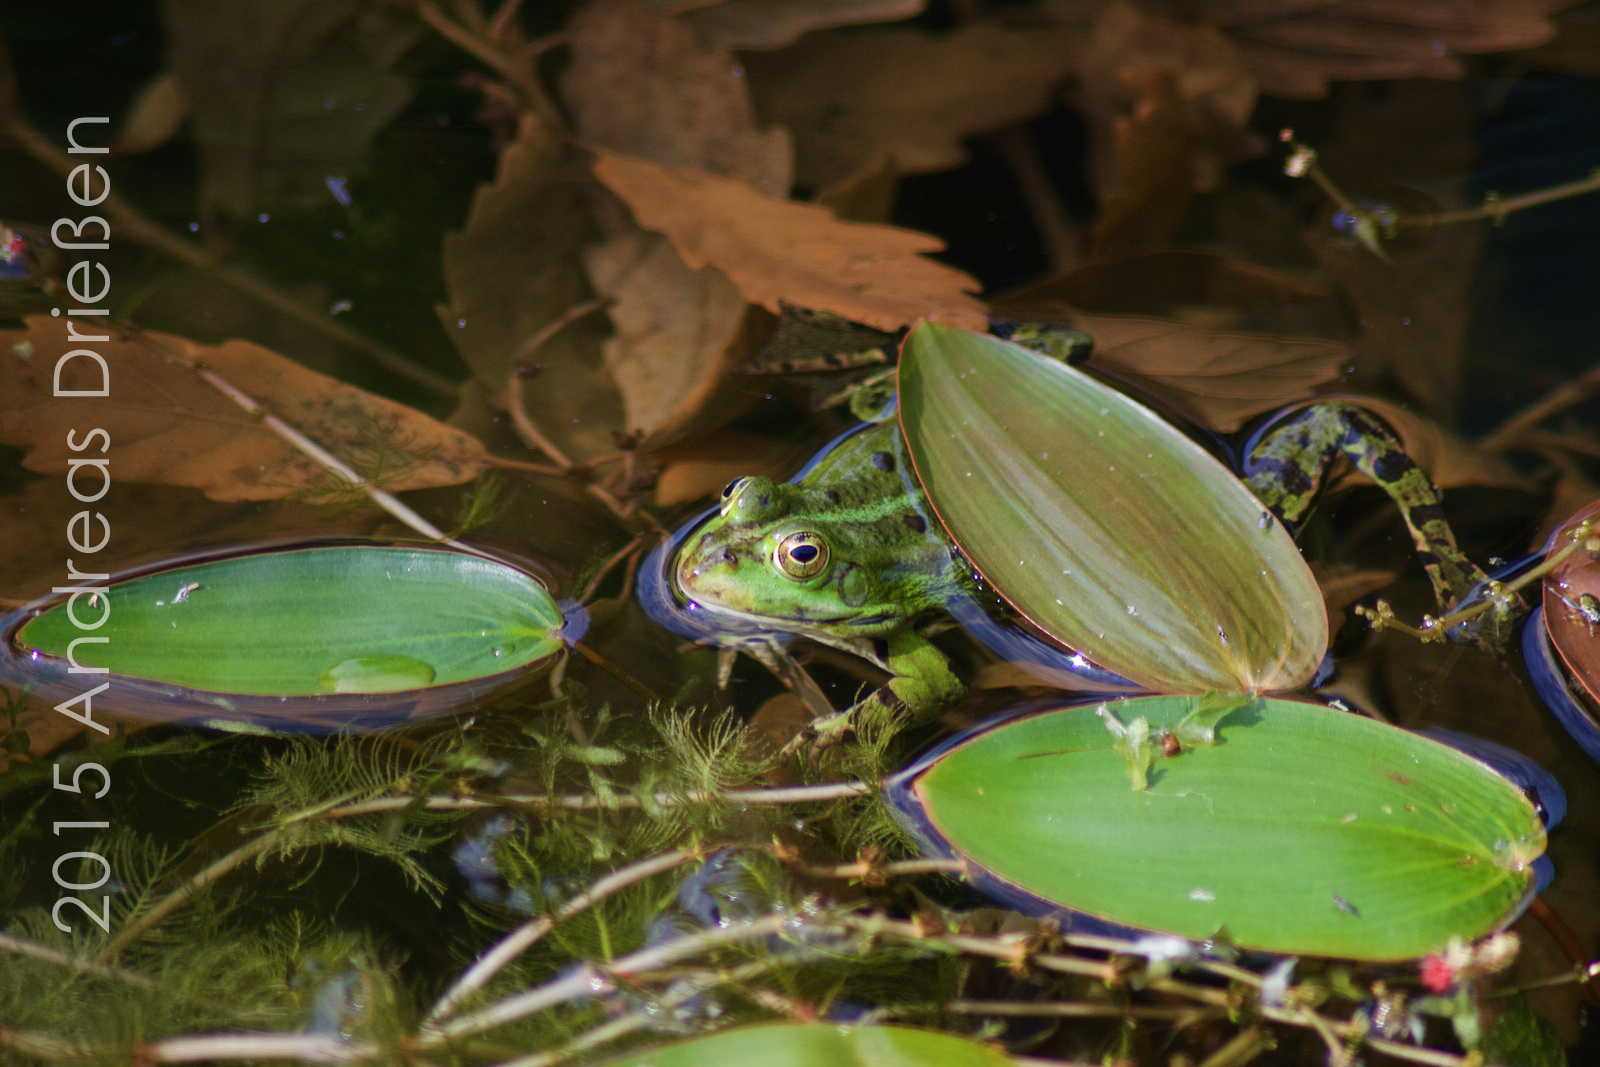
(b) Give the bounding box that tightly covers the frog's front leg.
[1243,401,1520,649]
[783,628,964,756]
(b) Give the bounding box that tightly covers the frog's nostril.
[721,550,737,566]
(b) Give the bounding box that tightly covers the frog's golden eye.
[774,532,829,580]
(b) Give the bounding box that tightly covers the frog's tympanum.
[650,326,1496,748]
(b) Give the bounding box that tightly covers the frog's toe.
[778,709,857,763]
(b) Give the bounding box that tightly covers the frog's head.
[673,475,909,638]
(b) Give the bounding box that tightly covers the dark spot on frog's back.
[871,452,895,472]
[903,513,926,533]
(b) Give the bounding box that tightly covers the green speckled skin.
[675,421,970,725]
[1244,402,1491,606]
[677,385,1497,728]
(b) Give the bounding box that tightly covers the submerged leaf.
[895,696,1546,959]
[0,318,488,502]
[440,113,624,463]
[1035,309,1348,433]
[665,0,925,51]
[565,0,793,197]
[898,323,1327,693]
[163,0,416,217]
[582,230,769,450]
[591,149,987,332]
[743,22,1078,186]
[990,248,1324,322]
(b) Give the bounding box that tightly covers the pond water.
[1,2,1599,1065]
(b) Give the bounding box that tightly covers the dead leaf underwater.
[0,318,488,502]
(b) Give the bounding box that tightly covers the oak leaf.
[439,113,625,462]
[163,0,417,218]
[991,248,1323,322]
[564,0,793,197]
[590,148,987,332]
[663,0,926,51]
[743,22,1078,186]
[1030,308,1347,433]
[0,317,488,502]
[1194,0,1558,98]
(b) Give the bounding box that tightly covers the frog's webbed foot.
[777,631,965,763]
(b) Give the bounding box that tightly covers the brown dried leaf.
[583,231,775,448]
[1089,69,1215,254]
[0,317,488,502]
[815,152,900,224]
[991,248,1323,321]
[564,0,793,197]
[1029,309,1347,432]
[743,22,1078,187]
[591,148,987,332]
[1189,0,1560,98]
[1334,397,1534,492]
[666,0,926,51]
[654,429,800,505]
[1075,4,1261,252]
[1513,2,1600,77]
[439,113,625,462]
[1080,3,1259,129]
[113,71,189,155]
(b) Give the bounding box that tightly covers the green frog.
[652,329,1499,748]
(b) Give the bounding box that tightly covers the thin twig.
[415,0,559,125]
[0,90,456,397]
[485,455,569,477]
[579,533,647,605]
[1528,897,1600,1002]
[941,999,1205,1021]
[985,126,1077,272]
[1397,169,1600,228]
[294,779,875,821]
[488,958,785,1067]
[0,932,154,988]
[438,914,790,1040]
[98,829,284,960]
[427,845,712,1023]
[1481,364,1600,453]
[506,370,576,468]
[127,327,469,548]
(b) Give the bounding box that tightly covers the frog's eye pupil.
[774,532,829,579]
[722,480,740,499]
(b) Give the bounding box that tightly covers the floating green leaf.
[898,697,1544,960]
[897,322,1326,694]
[17,545,567,696]
[601,1023,1014,1067]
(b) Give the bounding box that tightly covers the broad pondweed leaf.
[2,543,580,732]
[1524,605,1600,767]
[897,322,1326,694]
[888,696,1546,960]
[1526,500,1600,765]
[600,1022,1014,1067]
